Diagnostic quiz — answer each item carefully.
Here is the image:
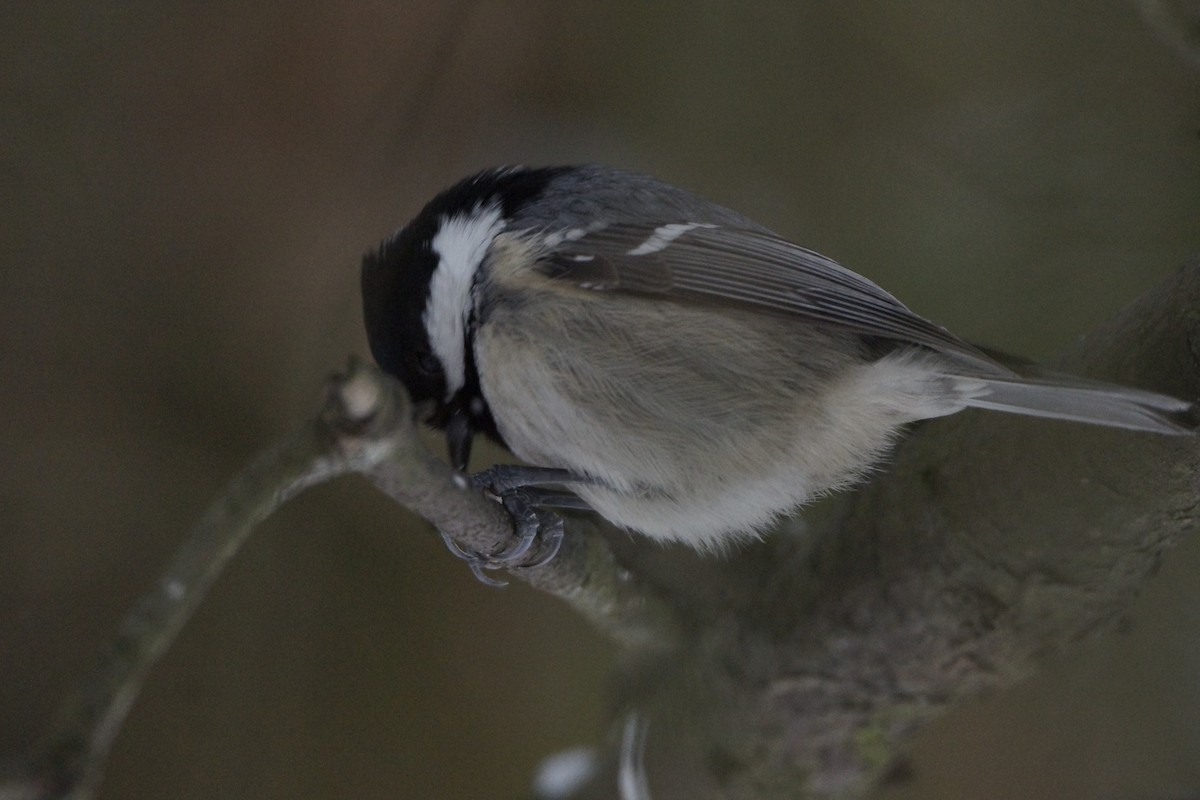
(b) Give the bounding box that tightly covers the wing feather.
[537,223,1010,375]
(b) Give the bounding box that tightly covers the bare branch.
[5,254,1196,800]
[0,358,676,800]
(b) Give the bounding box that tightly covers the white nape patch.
[626,222,716,256]
[426,202,505,396]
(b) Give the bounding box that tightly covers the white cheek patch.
[426,202,505,397]
[626,222,716,256]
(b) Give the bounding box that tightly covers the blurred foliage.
[1,1,1198,798]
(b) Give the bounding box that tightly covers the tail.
[963,375,1198,435]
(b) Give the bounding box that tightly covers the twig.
[0,358,677,800]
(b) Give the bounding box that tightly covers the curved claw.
[440,531,511,587]
[439,530,477,562]
[438,506,565,585]
[466,561,509,588]
[513,513,564,570]
[496,492,540,561]
[441,465,578,585]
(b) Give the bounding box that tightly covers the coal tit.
[361,165,1196,549]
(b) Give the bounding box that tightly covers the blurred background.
[2,2,1199,798]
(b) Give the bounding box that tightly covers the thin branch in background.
[618,713,652,800]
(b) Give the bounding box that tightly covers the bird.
[360,165,1196,555]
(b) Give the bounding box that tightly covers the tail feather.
[964,376,1198,435]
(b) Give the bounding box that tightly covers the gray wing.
[538,222,1012,375]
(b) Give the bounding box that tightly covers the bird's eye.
[415,348,442,376]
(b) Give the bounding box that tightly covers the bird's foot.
[441,465,591,586]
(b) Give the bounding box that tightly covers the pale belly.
[474,293,964,548]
